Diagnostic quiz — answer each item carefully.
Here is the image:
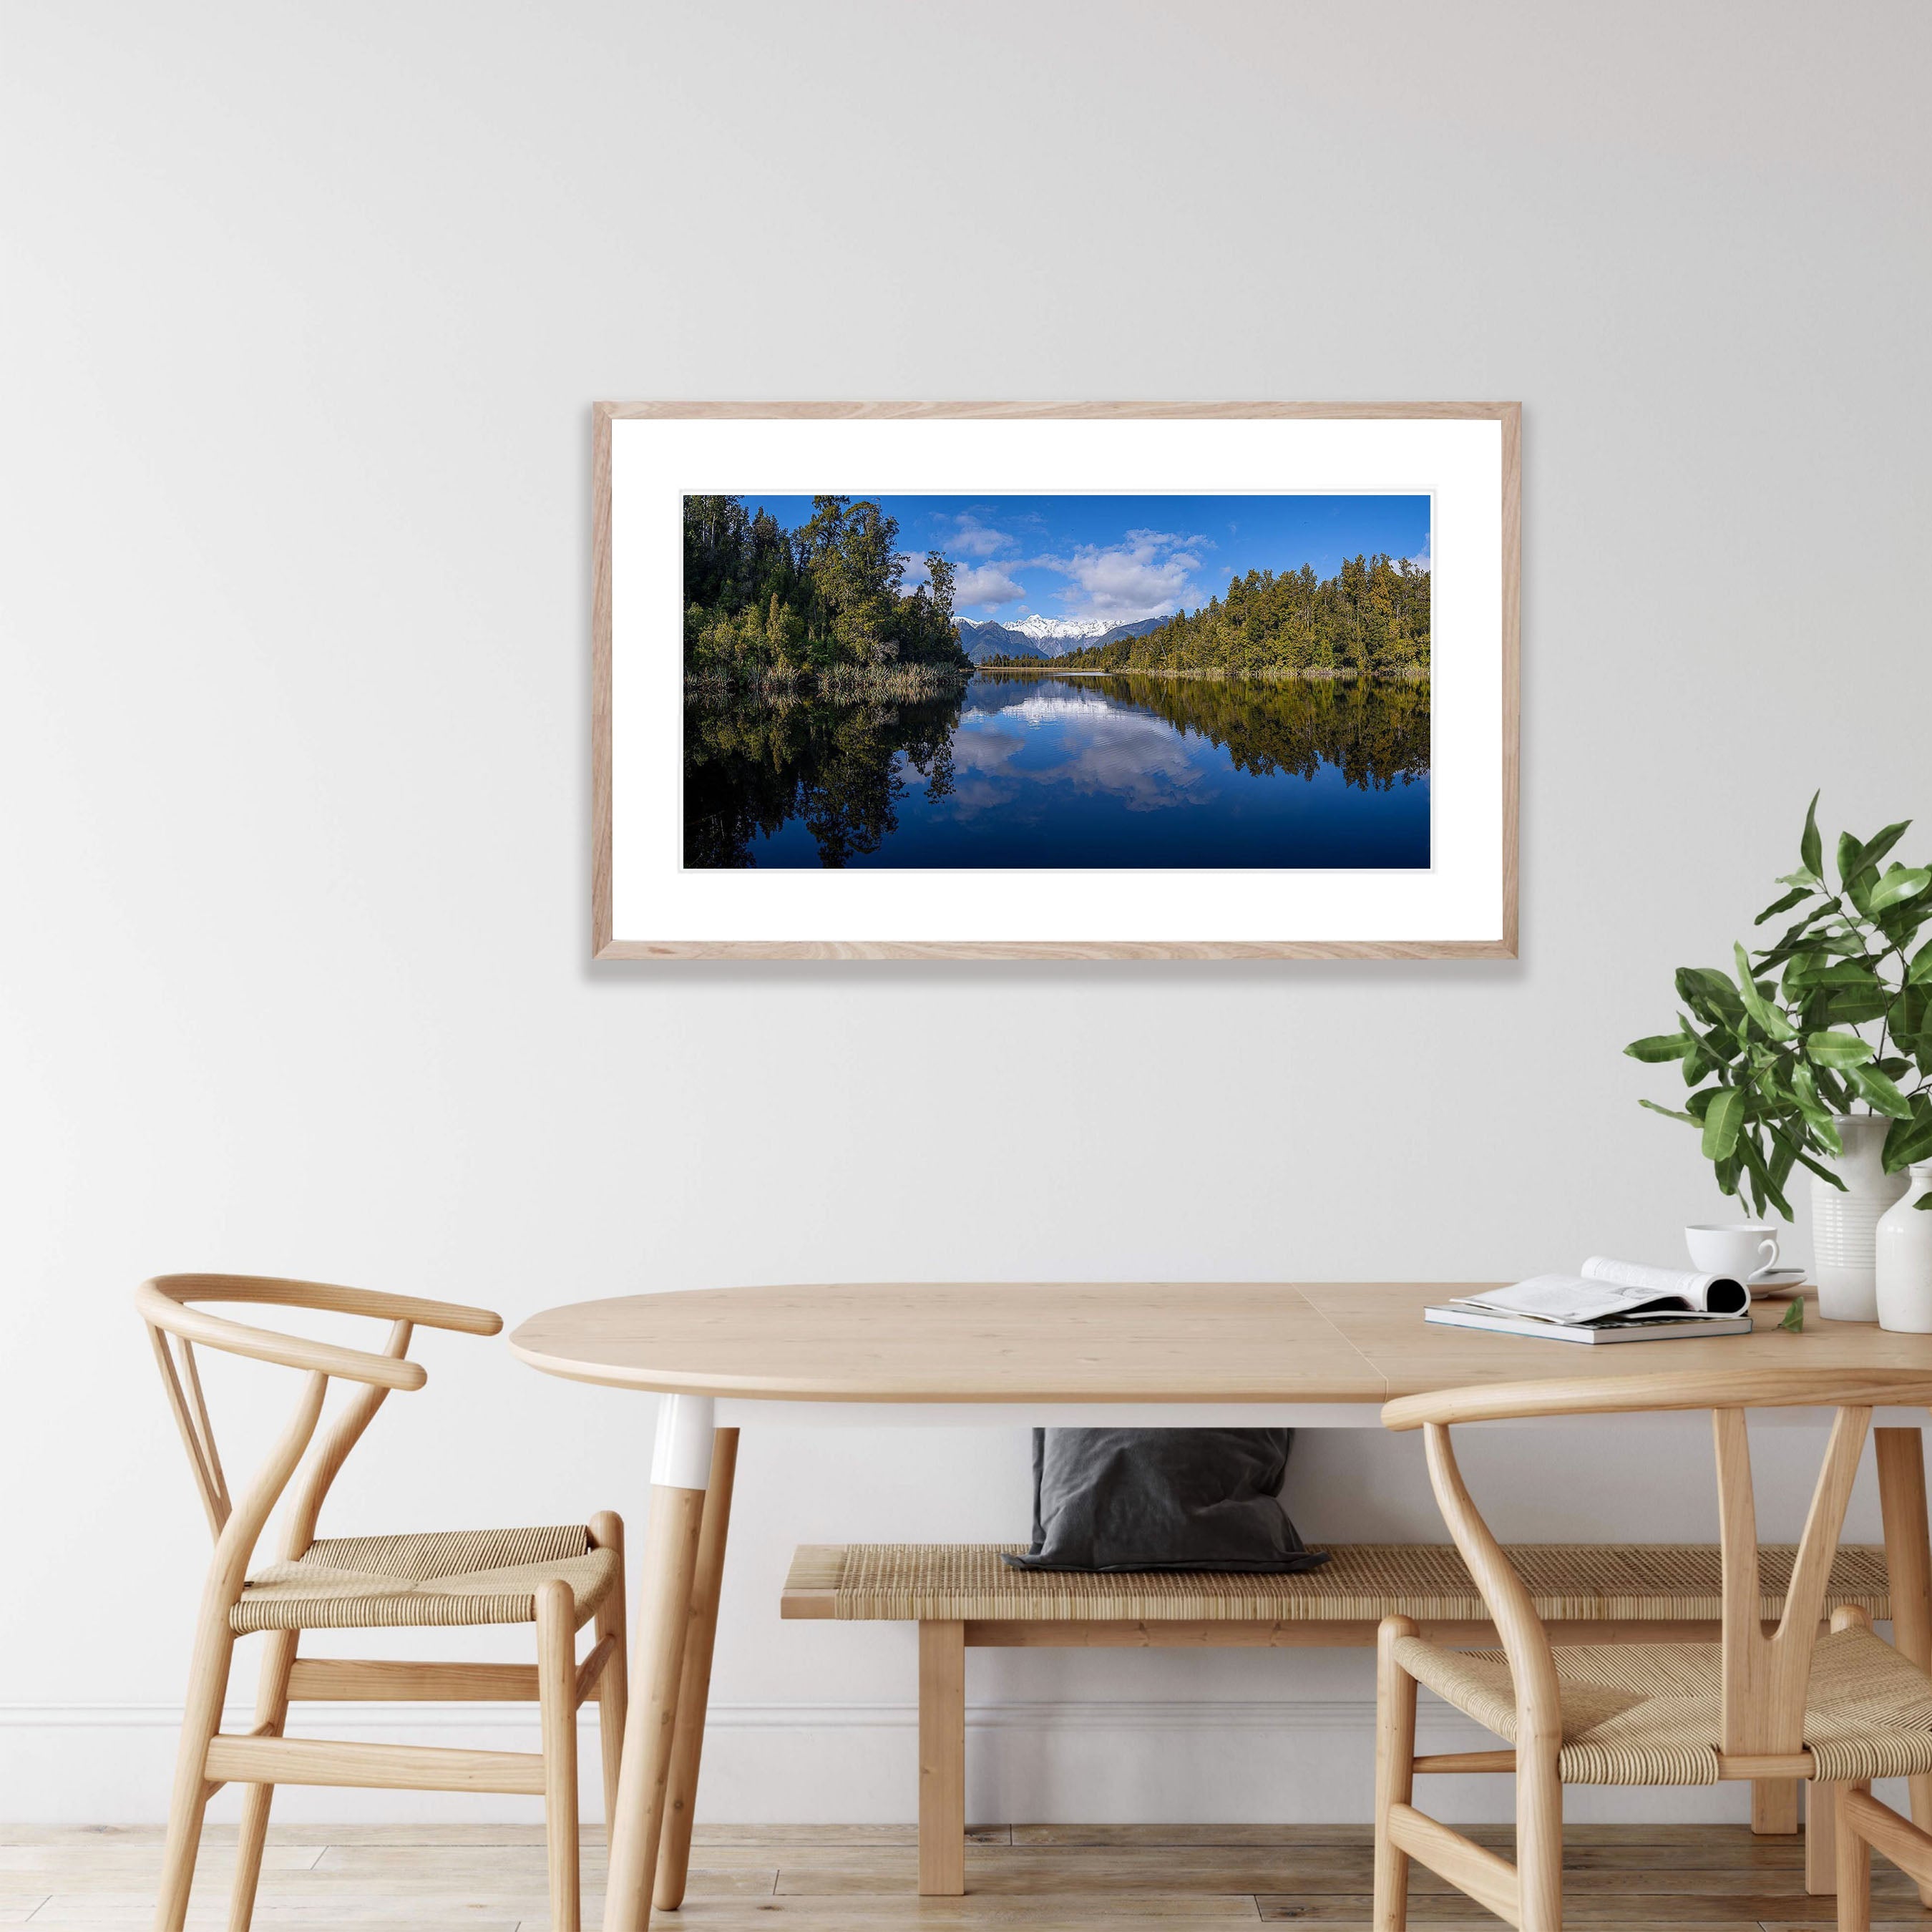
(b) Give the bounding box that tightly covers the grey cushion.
[1002,1428,1330,1574]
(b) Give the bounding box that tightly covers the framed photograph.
[593,402,1518,960]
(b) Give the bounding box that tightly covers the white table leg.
[655,1428,740,1910]
[602,1395,713,1932]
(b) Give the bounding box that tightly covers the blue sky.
[733,494,1430,624]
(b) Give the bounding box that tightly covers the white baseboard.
[0,1698,1785,1828]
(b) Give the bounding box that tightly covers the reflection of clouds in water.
[950,728,1026,771]
[950,775,1035,815]
[939,725,1034,819]
[1059,718,1208,811]
[963,691,1118,728]
[948,706,1210,815]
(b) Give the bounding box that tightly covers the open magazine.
[1425,1257,1754,1345]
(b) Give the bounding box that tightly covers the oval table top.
[508,1282,1932,1405]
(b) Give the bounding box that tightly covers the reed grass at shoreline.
[686,664,975,701]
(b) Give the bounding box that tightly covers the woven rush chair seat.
[1393,1622,1932,1787]
[232,1523,621,1634]
[783,1541,1893,1624]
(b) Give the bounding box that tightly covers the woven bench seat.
[781,1541,1892,1629]
[784,1538,1895,1896]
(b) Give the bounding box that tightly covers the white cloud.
[894,552,930,593]
[1028,527,1205,623]
[955,565,1025,606]
[948,512,1012,557]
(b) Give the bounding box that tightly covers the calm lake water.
[684,672,1430,869]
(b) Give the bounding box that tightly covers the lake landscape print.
[683,492,1431,869]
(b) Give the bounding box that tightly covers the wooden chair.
[1372,1367,1932,1932]
[138,1274,628,1932]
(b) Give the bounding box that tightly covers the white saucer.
[1749,1267,1807,1297]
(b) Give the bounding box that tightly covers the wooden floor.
[7,1820,1932,1929]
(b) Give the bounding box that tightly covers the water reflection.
[683,673,1430,869]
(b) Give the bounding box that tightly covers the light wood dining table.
[508,1281,1932,1932]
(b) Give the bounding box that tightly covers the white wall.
[4,0,1931,1825]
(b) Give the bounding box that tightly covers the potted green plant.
[1626,794,1932,1318]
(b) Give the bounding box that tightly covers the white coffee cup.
[1686,1222,1782,1282]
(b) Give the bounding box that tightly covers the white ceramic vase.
[1876,1162,1932,1333]
[1813,1113,1911,1321]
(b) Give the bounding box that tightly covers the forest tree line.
[978,554,1430,676]
[685,494,972,685]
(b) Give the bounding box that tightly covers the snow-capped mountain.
[956,613,1171,660]
[955,620,1046,663]
[1001,613,1120,644]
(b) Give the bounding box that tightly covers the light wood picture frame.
[593,401,1519,960]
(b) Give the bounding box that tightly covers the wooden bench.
[781,1541,1894,1896]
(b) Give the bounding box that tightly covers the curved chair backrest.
[1383,1367,1932,1761]
[137,1274,502,1593]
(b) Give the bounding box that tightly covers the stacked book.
[1426,1257,1755,1345]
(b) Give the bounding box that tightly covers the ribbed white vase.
[1813,1113,1911,1321]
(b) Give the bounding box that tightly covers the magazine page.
[1455,1257,1749,1325]
[1455,1274,1660,1324]
[1579,1256,1750,1314]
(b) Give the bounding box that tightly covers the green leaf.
[1781,949,1826,1003]
[1828,989,1893,1027]
[1838,830,1864,890]
[1780,1297,1805,1332]
[1847,1061,1914,1118]
[1738,1133,1794,1221]
[1677,967,1747,1031]
[1790,1063,1838,1134]
[1767,1118,1845,1189]
[1807,1030,1876,1069]
[1639,1098,1698,1125]
[1702,1085,1746,1161]
[1879,895,1929,939]
[1814,1064,1853,1112]
[1883,1105,1932,1172]
[1789,960,1885,990]
[1682,1022,1729,1084]
[1755,886,1813,926]
[1626,1033,1697,1063]
[1870,865,1932,913]
[1858,821,1913,876]
[1769,1132,1797,1195]
[1733,943,1795,1039]
[1910,936,1932,986]
[1801,791,1823,879]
